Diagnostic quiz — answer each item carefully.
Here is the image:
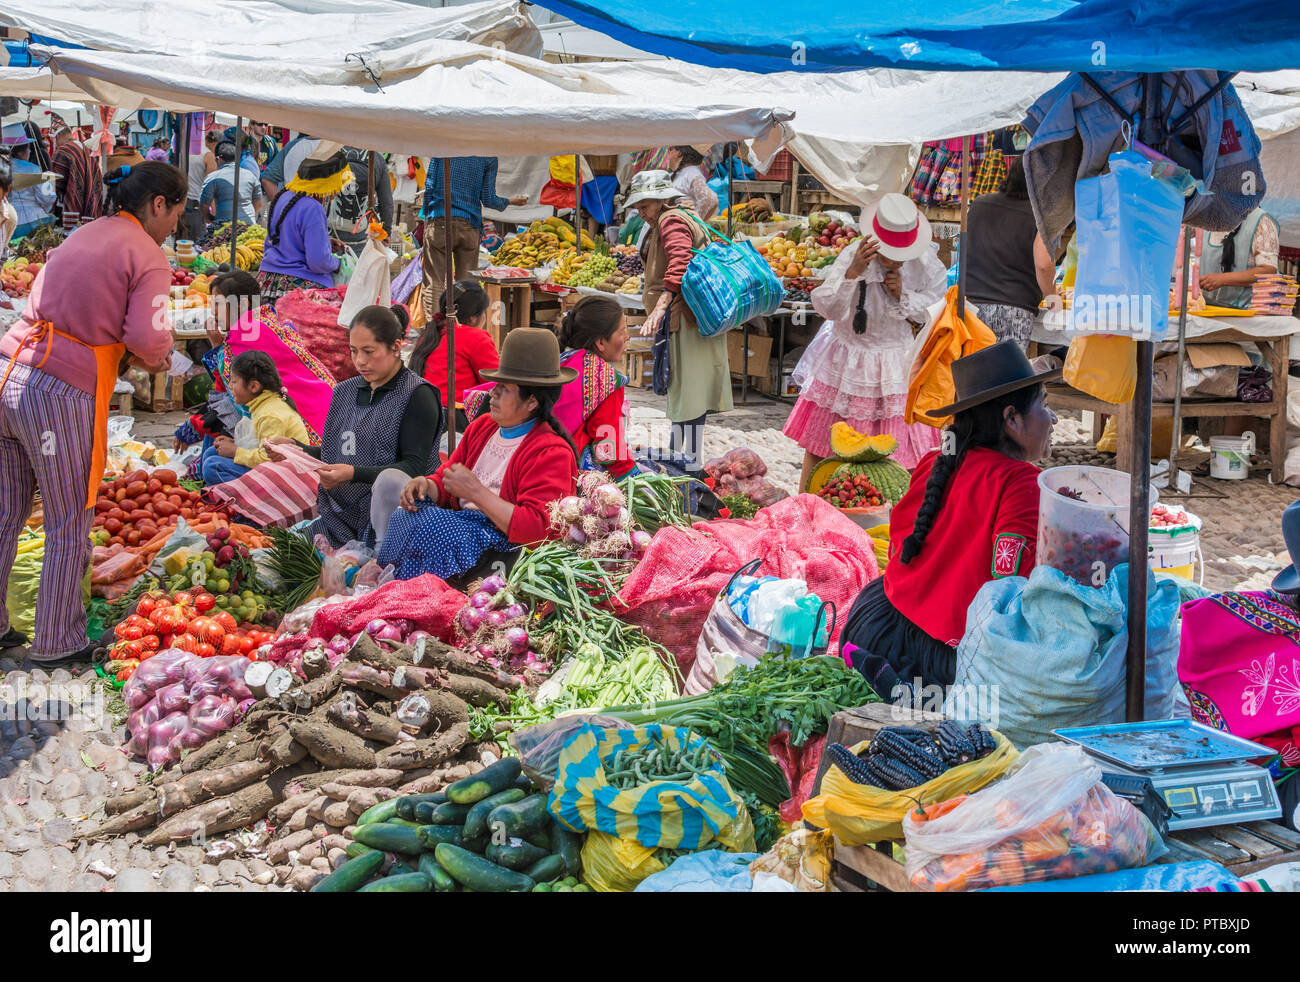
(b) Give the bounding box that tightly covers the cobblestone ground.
[0,393,1289,891]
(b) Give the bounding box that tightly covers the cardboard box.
[1152,343,1251,401]
[144,372,185,413]
[727,332,773,381]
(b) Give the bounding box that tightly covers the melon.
[829,423,899,463]
[833,460,910,505]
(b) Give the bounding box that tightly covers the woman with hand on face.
[267,304,440,549]
[783,193,949,490]
[379,328,579,581]
[0,161,184,665]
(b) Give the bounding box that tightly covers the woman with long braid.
[380,328,579,581]
[841,341,1059,699]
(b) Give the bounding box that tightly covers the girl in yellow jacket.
[201,350,310,484]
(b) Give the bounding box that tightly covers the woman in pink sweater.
[0,161,184,665]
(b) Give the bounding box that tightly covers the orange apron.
[0,321,126,510]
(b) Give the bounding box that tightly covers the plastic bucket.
[1148,514,1202,584]
[1037,465,1157,586]
[1209,432,1255,480]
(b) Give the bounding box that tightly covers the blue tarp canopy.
[537,1,1300,73]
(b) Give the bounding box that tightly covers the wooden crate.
[623,337,654,388]
[811,702,948,797]
[143,372,184,413]
[726,332,773,381]
[1160,821,1300,876]
[832,838,914,892]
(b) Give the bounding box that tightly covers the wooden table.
[1037,326,1291,483]
[473,275,535,350]
[730,179,791,216]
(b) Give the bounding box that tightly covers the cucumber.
[311,850,385,892]
[446,757,523,804]
[351,822,427,856]
[418,853,458,892]
[461,833,489,854]
[485,838,550,871]
[463,788,525,840]
[395,791,447,820]
[344,842,377,859]
[434,843,534,893]
[389,861,418,876]
[416,824,464,848]
[388,818,423,829]
[421,800,472,825]
[523,854,566,884]
[355,798,400,826]
[550,820,583,877]
[487,794,548,838]
[358,872,433,892]
[523,825,551,851]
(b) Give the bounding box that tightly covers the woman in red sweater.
[841,341,1059,700]
[410,280,499,431]
[378,328,578,580]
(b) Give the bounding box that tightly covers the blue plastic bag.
[634,850,761,892]
[947,564,1181,749]
[679,215,784,338]
[981,860,1232,892]
[1072,150,1183,341]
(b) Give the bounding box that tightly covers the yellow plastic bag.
[580,831,667,893]
[408,283,426,331]
[905,285,998,429]
[802,730,1019,846]
[866,524,890,572]
[1062,334,1136,404]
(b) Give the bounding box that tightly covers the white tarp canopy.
[34,42,793,159]
[0,0,543,63]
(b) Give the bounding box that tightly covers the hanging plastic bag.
[802,731,1018,845]
[679,213,783,337]
[332,250,357,287]
[1062,334,1137,404]
[233,416,259,452]
[1072,150,1183,341]
[903,743,1166,891]
[336,228,395,328]
[905,285,998,429]
[6,529,92,638]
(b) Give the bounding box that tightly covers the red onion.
[616,507,630,527]
[407,630,431,646]
[387,618,413,636]
[601,502,623,519]
[480,574,507,595]
[502,603,526,621]
[605,531,631,555]
[591,483,623,510]
[476,644,495,659]
[567,524,587,545]
[470,590,493,609]
[486,609,506,629]
[458,605,485,634]
[374,623,404,643]
[504,626,529,654]
[631,530,653,552]
[364,618,389,636]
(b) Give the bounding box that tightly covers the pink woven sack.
[206,443,322,529]
[276,286,357,382]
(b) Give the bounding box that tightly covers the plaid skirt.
[257,270,320,305]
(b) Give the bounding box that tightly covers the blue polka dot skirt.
[378,504,512,581]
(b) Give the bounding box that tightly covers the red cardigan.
[421,323,499,408]
[430,415,578,546]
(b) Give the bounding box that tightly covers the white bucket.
[1209,432,1255,480]
[1148,514,1203,585]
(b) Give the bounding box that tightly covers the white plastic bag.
[234,416,259,451]
[902,743,1166,891]
[336,231,395,327]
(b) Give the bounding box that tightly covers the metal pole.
[230,116,241,268]
[1169,225,1194,486]
[572,154,582,245]
[179,113,191,241]
[727,143,734,239]
[443,158,458,452]
[1126,75,1162,723]
[367,149,377,213]
[956,133,973,319]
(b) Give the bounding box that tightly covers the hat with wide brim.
[862,192,933,262]
[479,327,577,387]
[930,339,1062,418]
[1272,500,1300,594]
[623,169,685,210]
[287,144,352,197]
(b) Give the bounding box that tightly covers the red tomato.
[148,607,170,629]
[119,639,146,660]
[219,634,242,656]
[196,619,226,646]
[213,611,238,634]
[193,592,217,613]
[195,642,216,659]
[113,623,130,640]
[126,614,152,631]
[115,667,135,683]
[238,637,255,655]
[120,625,144,642]
[172,634,199,654]
[173,591,193,607]
[139,635,160,651]
[136,596,158,618]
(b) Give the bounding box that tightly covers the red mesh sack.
[275,286,357,382]
[308,574,467,645]
[617,494,879,676]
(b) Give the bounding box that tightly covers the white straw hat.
[623,169,684,210]
[861,192,933,262]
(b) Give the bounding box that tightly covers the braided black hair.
[898,383,1043,565]
[229,349,300,414]
[519,384,578,462]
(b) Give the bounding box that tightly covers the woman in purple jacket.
[256,148,349,303]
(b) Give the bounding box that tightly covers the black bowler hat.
[930,339,1062,417]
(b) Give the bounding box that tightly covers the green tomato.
[241,590,255,601]
[574,884,592,892]
[216,579,230,594]
[215,595,229,608]
[533,883,552,893]
[555,885,572,893]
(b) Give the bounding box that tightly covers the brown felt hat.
[930,339,1061,417]
[479,327,577,387]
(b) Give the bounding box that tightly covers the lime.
[533,882,552,893]
[216,579,230,594]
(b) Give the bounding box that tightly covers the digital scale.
[1053,720,1282,832]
